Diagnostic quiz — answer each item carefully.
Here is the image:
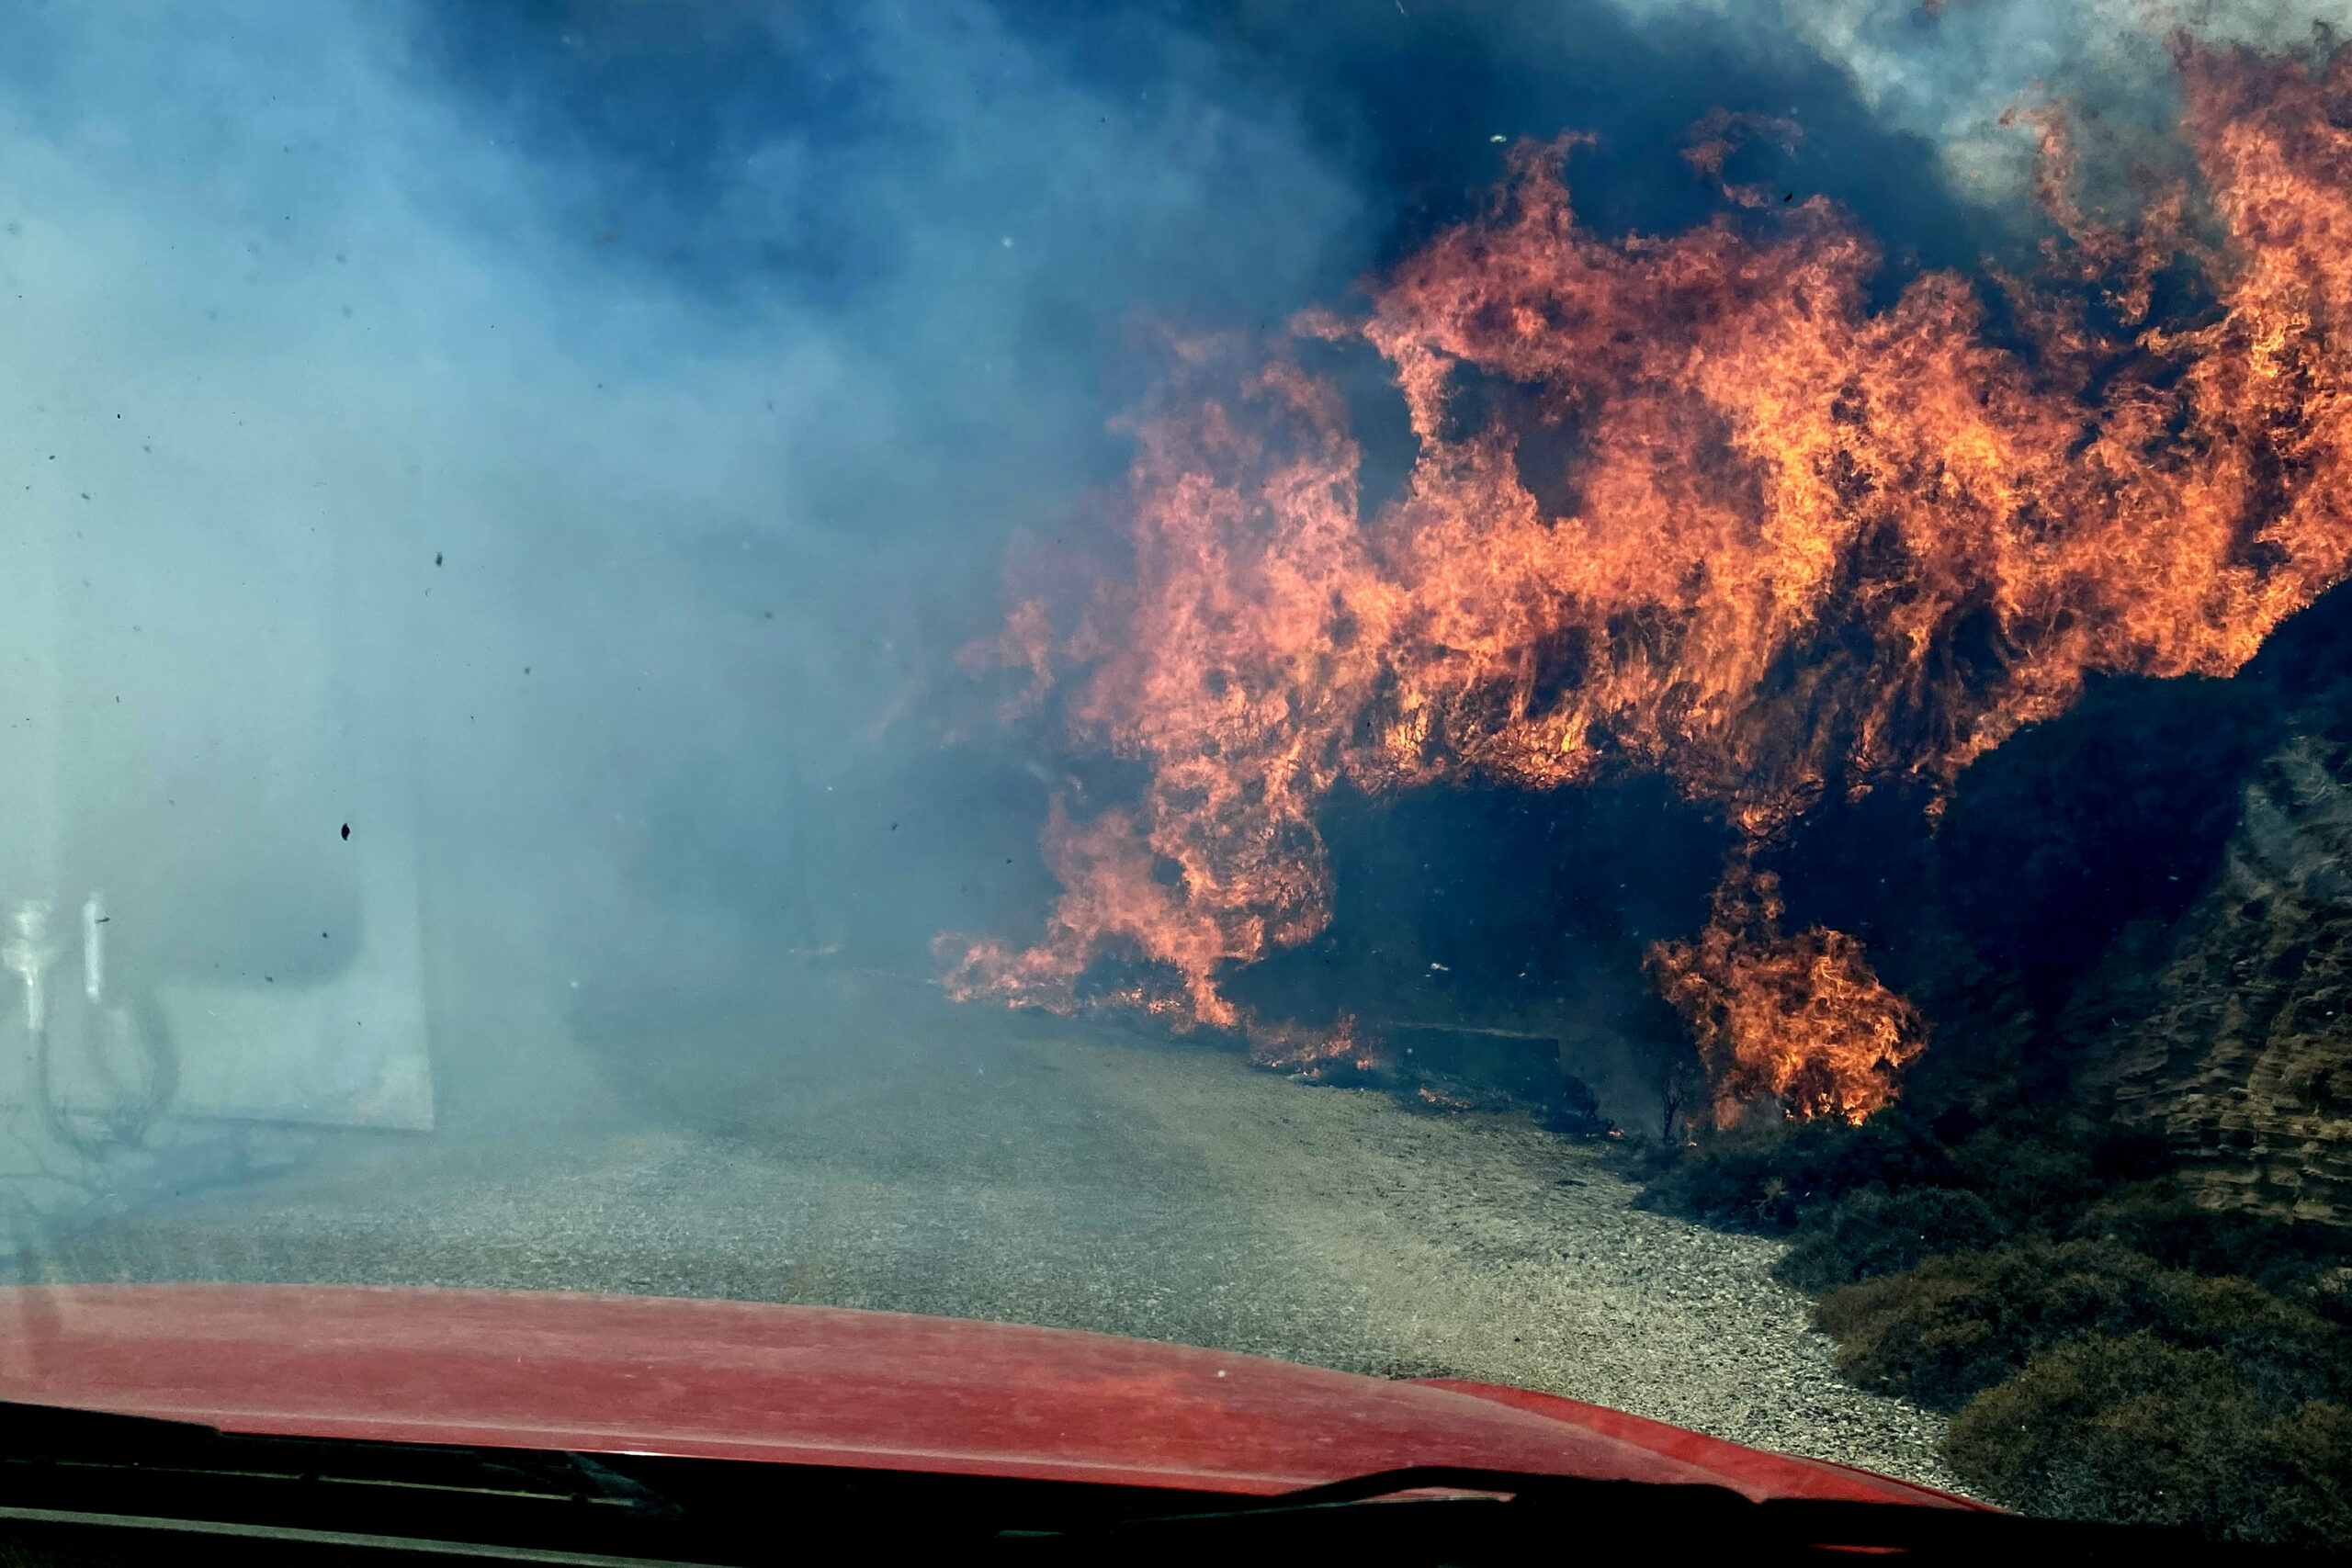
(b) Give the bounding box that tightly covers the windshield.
[2,0,2348,1550]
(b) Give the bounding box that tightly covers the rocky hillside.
[2081,730,2352,1226]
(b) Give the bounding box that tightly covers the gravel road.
[23,974,1966,1494]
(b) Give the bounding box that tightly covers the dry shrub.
[1946,1334,2352,1547]
[2073,1179,2352,1308]
[1774,1186,2003,1291]
[1633,1109,1957,1232]
[1815,1240,2352,1412]
[1815,1241,2175,1409]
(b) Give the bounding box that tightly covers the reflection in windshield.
[0,0,2347,1549]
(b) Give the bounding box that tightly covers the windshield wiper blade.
[0,1396,668,1507]
[0,1409,2326,1563]
[0,1395,703,1562]
[1001,1466,2334,1564]
[0,1395,219,1457]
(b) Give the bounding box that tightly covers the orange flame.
[951,42,2352,1120]
[1648,862,1925,1126]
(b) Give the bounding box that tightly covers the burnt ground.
[20,971,1963,1494]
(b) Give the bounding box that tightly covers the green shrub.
[1774,1186,2003,1291]
[1946,1335,2352,1547]
[1629,1075,2352,1545]
[1947,1123,2103,1233]
[1636,1105,2129,1238]
[1815,1240,2352,1412]
[2317,1267,2352,1331]
[2072,1179,2352,1302]
[2263,1399,2352,1547]
[2166,1272,2352,1409]
[1634,1110,1956,1232]
[1815,1241,2173,1409]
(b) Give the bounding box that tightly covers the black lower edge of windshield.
[0,1403,2331,1565]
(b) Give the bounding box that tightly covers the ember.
[951,41,2352,1122]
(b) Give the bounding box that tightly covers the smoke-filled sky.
[0,0,2337,1116]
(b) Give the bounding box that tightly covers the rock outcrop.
[2084,733,2352,1224]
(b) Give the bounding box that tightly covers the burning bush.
[942,28,2352,1540]
[953,39,2352,1128]
[1648,864,1926,1125]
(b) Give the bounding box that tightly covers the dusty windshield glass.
[3,0,2350,1548]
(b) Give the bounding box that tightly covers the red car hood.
[0,1285,1975,1507]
